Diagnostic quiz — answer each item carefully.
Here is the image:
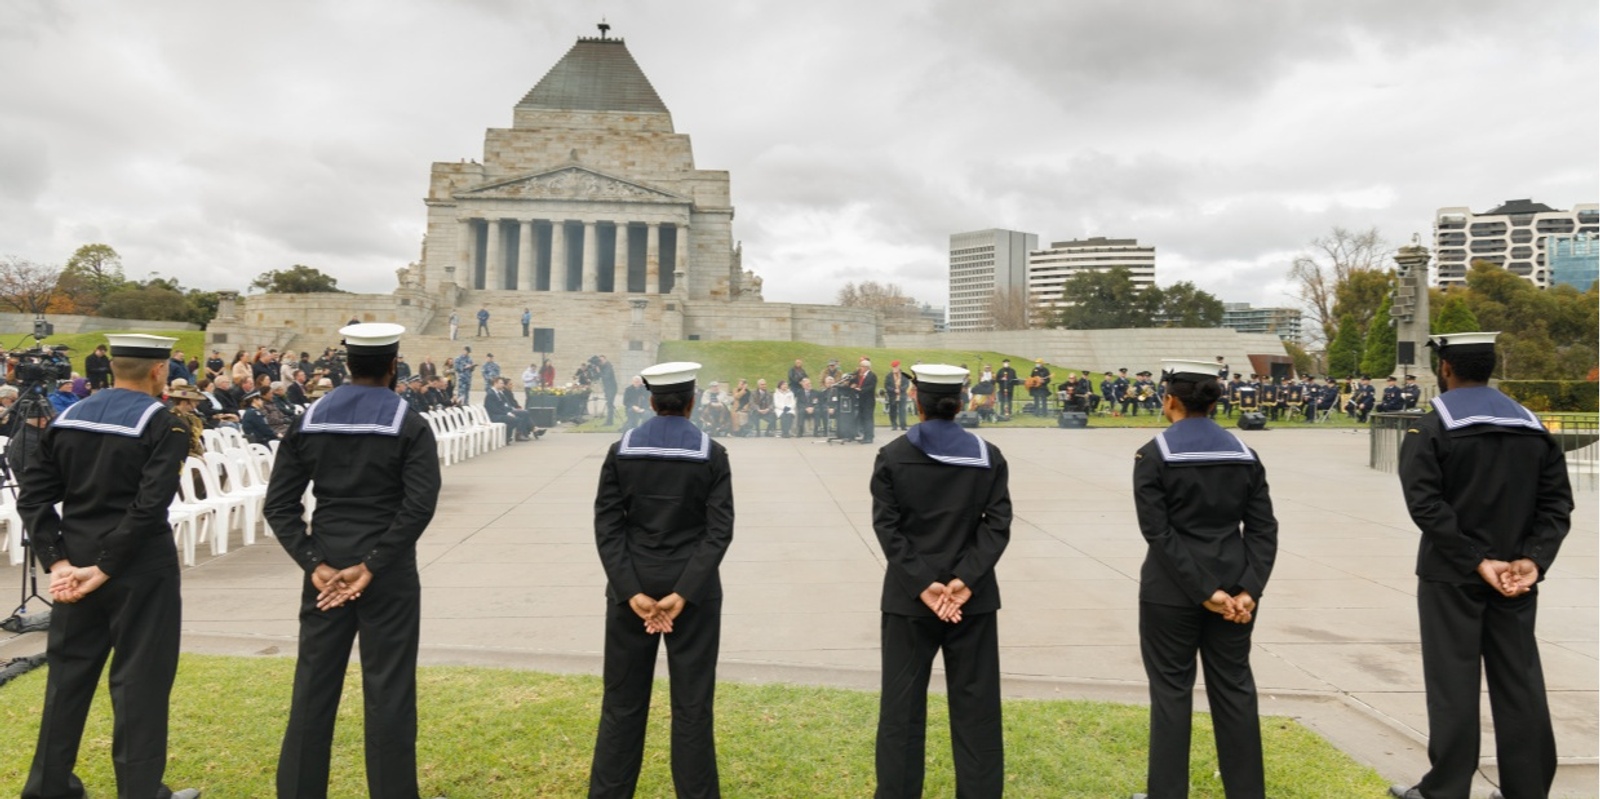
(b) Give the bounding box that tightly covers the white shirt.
[774,389,795,414]
[521,366,538,386]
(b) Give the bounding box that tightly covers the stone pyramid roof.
[518,37,669,115]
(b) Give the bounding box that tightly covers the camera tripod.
[3,387,59,632]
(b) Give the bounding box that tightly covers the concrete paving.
[2,424,1595,796]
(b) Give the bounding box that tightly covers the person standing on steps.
[476,305,490,337]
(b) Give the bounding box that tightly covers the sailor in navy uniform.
[1389,332,1572,799]
[265,323,442,799]
[871,364,1012,798]
[17,334,202,799]
[1132,359,1278,799]
[1401,374,1422,410]
[590,361,734,799]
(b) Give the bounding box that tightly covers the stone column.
[516,220,535,291]
[581,220,599,292]
[550,220,568,292]
[484,218,504,291]
[457,218,477,289]
[612,223,630,293]
[645,223,661,294]
[673,222,690,295]
[215,290,239,322]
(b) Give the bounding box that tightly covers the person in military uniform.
[590,361,734,799]
[1132,359,1278,799]
[1389,332,1573,799]
[871,363,1012,798]
[994,358,1018,417]
[166,378,208,457]
[1401,373,1422,410]
[1351,376,1377,422]
[1377,376,1405,412]
[18,333,202,799]
[883,360,910,431]
[265,323,443,799]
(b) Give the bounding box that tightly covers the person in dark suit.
[1132,359,1278,799]
[854,357,879,444]
[786,359,808,397]
[994,359,1019,417]
[1389,332,1572,799]
[871,363,1012,798]
[620,375,650,433]
[590,361,734,799]
[265,323,442,799]
[883,360,910,431]
[17,334,202,799]
[792,377,814,437]
[1027,359,1052,415]
[83,344,112,391]
[484,376,538,442]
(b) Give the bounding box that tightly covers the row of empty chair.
[424,406,506,466]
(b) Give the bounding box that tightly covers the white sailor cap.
[339,322,405,355]
[910,363,967,394]
[1161,359,1222,383]
[1427,331,1499,352]
[107,333,177,359]
[640,361,701,393]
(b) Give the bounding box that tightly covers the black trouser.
[24,568,182,799]
[590,597,722,799]
[1414,580,1555,799]
[813,411,831,437]
[1029,390,1047,415]
[875,612,1002,799]
[493,410,533,441]
[605,391,617,424]
[859,404,875,443]
[1139,601,1263,799]
[779,410,795,436]
[522,321,530,337]
[997,388,1013,416]
[885,396,904,429]
[278,567,421,799]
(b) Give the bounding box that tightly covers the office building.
[1548,233,1599,291]
[917,302,948,333]
[1221,303,1303,343]
[948,229,1037,331]
[1026,236,1157,321]
[1433,199,1599,288]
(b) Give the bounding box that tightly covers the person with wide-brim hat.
[1130,359,1278,799]
[165,378,207,457]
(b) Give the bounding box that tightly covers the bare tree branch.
[0,255,61,315]
[1288,226,1387,346]
[991,286,1031,330]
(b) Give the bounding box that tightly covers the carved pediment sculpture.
[458,167,685,203]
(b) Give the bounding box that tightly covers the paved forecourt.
[2,424,1593,794]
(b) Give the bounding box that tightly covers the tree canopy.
[1047,268,1223,329]
[1287,226,1389,346]
[251,264,344,294]
[1326,314,1363,377]
[57,243,128,313]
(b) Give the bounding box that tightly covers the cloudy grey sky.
[1,1,1595,312]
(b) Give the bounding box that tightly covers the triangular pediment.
[457,166,686,203]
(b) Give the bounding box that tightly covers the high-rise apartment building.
[1026,236,1157,320]
[1221,303,1303,343]
[948,229,1036,331]
[1433,199,1599,288]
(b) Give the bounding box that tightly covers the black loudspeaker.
[1237,412,1267,431]
[532,327,555,352]
[955,411,981,428]
[1058,411,1088,429]
[1397,341,1416,365]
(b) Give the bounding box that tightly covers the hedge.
[1498,380,1600,413]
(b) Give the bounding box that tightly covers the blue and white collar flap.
[618,416,711,462]
[52,388,165,438]
[1430,387,1542,432]
[907,419,991,469]
[1155,418,1256,464]
[301,385,407,436]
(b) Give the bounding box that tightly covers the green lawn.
[23,329,208,377]
[0,655,1389,797]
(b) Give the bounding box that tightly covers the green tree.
[1154,281,1224,327]
[57,243,128,313]
[1327,314,1363,377]
[1432,295,1480,335]
[1360,294,1397,377]
[1283,341,1315,375]
[1333,268,1395,335]
[99,285,196,323]
[250,264,344,294]
[1050,267,1160,329]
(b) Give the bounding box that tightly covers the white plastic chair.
[0,486,23,566]
[426,411,462,466]
[468,405,508,450]
[200,429,225,454]
[180,456,246,557]
[209,451,266,546]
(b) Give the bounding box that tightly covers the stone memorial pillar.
[1390,243,1432,378]
[517,220,535,291]
[484,218,504,291]
[215,290,239,322]
[612,223,630,293]
[457,218,477,289]
[645,223,661,294]
[550,221,568,292]
[581,220,599,292]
